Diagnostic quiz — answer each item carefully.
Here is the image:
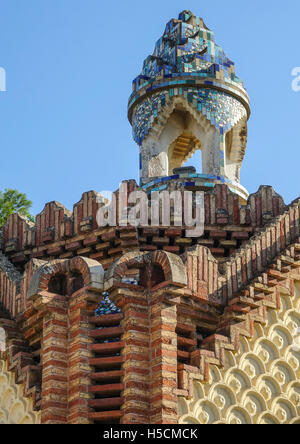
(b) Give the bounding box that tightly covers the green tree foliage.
[0,189,35,226]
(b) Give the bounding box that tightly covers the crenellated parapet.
[0,184,286,269]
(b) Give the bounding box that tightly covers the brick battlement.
[0,182,286,270]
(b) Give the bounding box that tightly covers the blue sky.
[0,0,299,215]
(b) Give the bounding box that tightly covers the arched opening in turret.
[168,132,202,174]
[163,106,204,175]
[183,149,202,171]
[144,102,221,182]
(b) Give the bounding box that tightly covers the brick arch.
[27,259,69,299]
[27,257,104,299]
[106,250,187,288]
[151,250,187,286]
[104,250,145,284]
[69,257,104,291]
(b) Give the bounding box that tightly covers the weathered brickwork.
[0,189,300,423]
[0,10,299,425]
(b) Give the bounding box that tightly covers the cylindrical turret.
[128,10,250,202]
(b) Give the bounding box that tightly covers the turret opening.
[165,107,203,175]
[169,133,202,174]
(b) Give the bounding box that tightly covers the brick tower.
[0,11,300,425]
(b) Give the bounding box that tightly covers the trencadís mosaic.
[132,87,247,145]
[131,10,243,93]
[128,10,249,146]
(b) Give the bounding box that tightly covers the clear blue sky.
[0,0,299,215]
